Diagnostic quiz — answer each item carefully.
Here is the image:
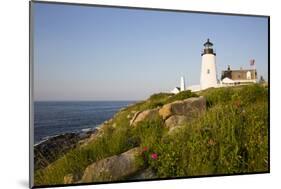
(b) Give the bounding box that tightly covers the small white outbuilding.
[171,87,181,94]
[171,76,186,94]
[221,77,235,85]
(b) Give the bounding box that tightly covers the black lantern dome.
[201,38,216,56]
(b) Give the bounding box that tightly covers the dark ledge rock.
[34,129,97,170]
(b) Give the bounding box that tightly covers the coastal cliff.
[34,84,269,186]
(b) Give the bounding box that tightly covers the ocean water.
[34,101,134,143]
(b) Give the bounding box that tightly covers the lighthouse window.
[207,69,210,74]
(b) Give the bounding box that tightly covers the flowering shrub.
[139,146,158,167]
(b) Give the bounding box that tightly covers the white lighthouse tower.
[180,76,185,91]
[200,38,218,90]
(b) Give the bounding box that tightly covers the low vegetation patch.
[34,84,268,186]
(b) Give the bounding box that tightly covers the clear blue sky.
[33,2,268,101]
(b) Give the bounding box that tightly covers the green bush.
[128,91,197,111]
[133,117,166,149]
[199,87,234,107]
[199,84,268,108]
[164,90,198,104]
[236,84,268,106]
[132,118,168,172]
[149,93,173,101]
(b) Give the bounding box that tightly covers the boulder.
[165,115,188,130]
[130,108,160,126]
[159,96,206,120]
[128,168,157,180]
[129,111,141,125]
[81,147,142,183]
[63,174,74,184]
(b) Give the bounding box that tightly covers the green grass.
[149,101,268,177]
[34,84,268,185]
[143,84,268,177]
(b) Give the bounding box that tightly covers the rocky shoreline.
[34,129,98,170]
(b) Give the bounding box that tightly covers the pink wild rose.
[142,146,148,152]
[151,153,158,160]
